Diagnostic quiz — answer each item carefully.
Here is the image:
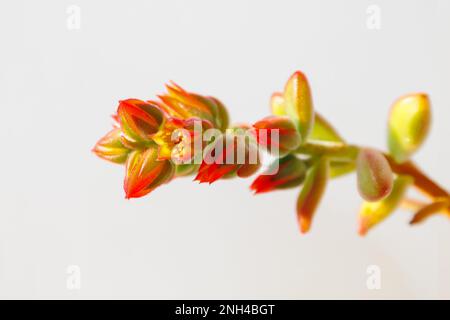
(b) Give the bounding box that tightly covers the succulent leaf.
[296,157,329,233]
[388,93,431,163]
[283,71,314,141]
[357,148,394,202]
[410,198,450,225]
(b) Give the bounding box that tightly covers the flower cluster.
[93,71,449,235]
[93,83,228,199]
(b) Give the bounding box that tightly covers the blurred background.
[0,0,449,299]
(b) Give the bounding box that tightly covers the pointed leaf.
[296,157,329,233]
[283,71,314,141]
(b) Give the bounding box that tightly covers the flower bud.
[283,71,314,141]
[388,93,431,163]
[118,99,164,146]
[92,128,131,164]
[296,157,329,233]
[357,148,393,202]
[250,154,306,194]
[124,147,175,199]
[195,131,260,183]
[158,83,219,125]
[359,175,413,235]
[253,116,301,157]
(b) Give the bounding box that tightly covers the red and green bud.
[157,83,229,130]
[117,99,164,146]
[296,157,329,234]
[283,71,314,141]
[253,116,301,157]
[250,154,306,194]
[195,132,260,184]
[124,146,175,199]
[356,148,393,202]
[92,128,131,164]
[388,93,431,163]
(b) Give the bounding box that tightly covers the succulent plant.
[93,71,449,235]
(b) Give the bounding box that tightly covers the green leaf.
[388,94,431,163]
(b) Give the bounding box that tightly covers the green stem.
[296,141,450,205]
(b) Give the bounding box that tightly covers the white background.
[0,0,449,299]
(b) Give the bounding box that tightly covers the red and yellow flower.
[93,83,231,198]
